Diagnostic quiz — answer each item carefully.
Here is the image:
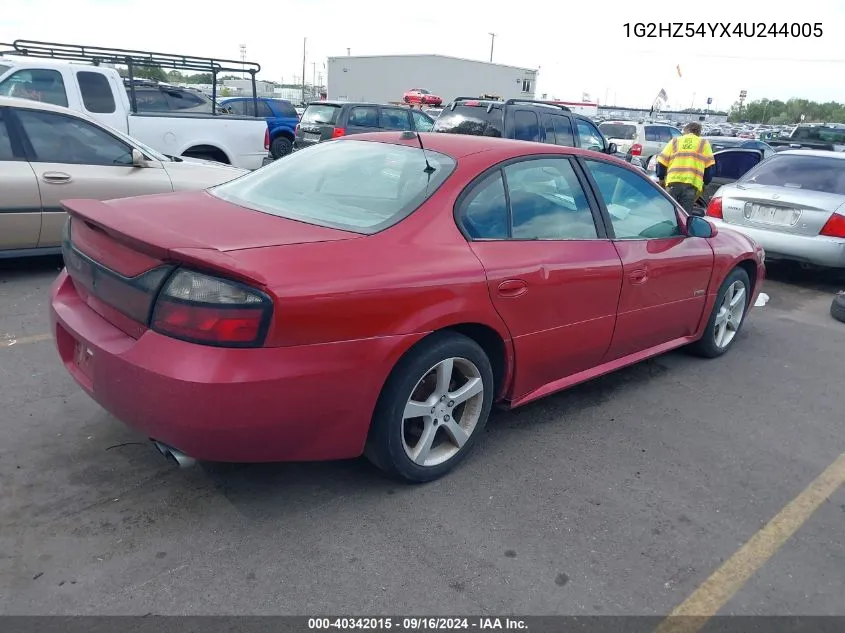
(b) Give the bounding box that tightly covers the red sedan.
[403,88,443,106]
[50,132,765,482]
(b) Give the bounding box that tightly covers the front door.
[456,156,624,400]
[10,107,172,248]
[582,158,714,360]
[700,149,764,207]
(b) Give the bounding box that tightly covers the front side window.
[458,158,599,240]
[552,115,575,147]
[411,110,434,132]
[513,110,540,142]
[16,109,133,166]
[211,140,456,234]
[0,69,68,107]
[348,106,379,128]
[576,119,606,152]
[380,108,411,131]
[585,159,681,239]
[77,71,116,114]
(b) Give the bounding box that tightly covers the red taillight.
[263,128,270,150]
[706,197,723,219]
[331,127,346,138]
[820,213,845,238]
[151,270,271,347]
[630,143,643,156]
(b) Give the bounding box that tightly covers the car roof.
[0,95,95,118]
[337,131,634,164]
[779,149,845,159]
[309,100,381,107]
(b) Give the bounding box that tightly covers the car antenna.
[401,130,436,174]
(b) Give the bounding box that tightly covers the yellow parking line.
[1,333,52,348]
[655,452,845,633]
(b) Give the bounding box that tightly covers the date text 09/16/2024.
[308,618,528,630]
[623,22,823,38]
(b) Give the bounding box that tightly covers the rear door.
[0,107,42,252]
[455,156,623,400]
[11,106,173,248]
[508,109,541,143]
[701,149,764,207]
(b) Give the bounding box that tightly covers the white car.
[599,120,682,164]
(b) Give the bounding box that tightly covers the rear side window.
[273,100,299,118]
[0,69,68,107]
[258,101,274,118]
[740,154,845,195]
[552,115,574,147]
[380,108,411,130]
[134,89,171,112]
[513,110,540,142]
[599,123,637,140]
[645,126,673,142]
[433,105,503,137]
[164,89,211,112]
[714,151,762,180]
[348,106,379,127]
[210,140,457,234]
[77,71,116,114]
[301,104,340,125]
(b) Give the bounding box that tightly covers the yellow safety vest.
[656,134,715,192]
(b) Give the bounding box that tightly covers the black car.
[293,101,435,151]
[432,97,618,156]
[704,135,776,158]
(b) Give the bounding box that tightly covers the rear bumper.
[50,270,422,463]
[711,220,845,268]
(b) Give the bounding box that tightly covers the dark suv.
[294,101,435,151]
[433,97,618,156]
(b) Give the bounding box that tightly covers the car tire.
[831,292,845,323]
[270,136,293,159]
[365,332,494,483]
[403,96,410,104]
[689,267,752,358]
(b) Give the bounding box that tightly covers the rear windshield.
[210,139,456,234]
[301,104,340,125]
[598,123,637,140]
[791,126,845,144]
[433,105,503,137]
[740,154,845,195]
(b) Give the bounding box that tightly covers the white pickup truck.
[0,45,268,170]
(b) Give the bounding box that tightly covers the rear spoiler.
[62,199,269,286]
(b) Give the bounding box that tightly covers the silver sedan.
[705,150,845,268]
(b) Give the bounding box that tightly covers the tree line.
[728,98,845,124]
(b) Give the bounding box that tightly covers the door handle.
[629,269,648,284]
[497,279,528,298]
[42,172,72,184]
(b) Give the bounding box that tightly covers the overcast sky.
[4,0,844,110]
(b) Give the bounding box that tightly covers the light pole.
[239,44,246,79]
[488,33,496,63]
[301,37,307,105]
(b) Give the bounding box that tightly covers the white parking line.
[1,333,52,348]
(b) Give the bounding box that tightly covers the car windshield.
[740,154,845,195]
[599,123,637,140]
[210,139,456,234]
[791,126,845,144]
[300,104,340,125]
[433,105,503,137]
[418,89,430,94]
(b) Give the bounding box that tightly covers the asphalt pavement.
[0,257,843,617]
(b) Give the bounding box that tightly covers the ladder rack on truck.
[0,39,262,116]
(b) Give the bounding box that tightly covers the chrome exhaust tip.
[152,440,197,468]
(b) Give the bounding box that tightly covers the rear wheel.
[366,332,494,483]
[831,292,845,323]
[689,268,751,358]
[270,136,293,159]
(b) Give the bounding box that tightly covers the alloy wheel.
[714,280,747,349]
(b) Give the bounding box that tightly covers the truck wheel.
[270,137,293,159]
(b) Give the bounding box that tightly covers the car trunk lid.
[720,184,845,236]
[296,103,342,145]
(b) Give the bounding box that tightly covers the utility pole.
[301,37,307,105]
[488,33,496,63]
[239,44,246,79]
[312,62,316,99]
[347,47,351,56]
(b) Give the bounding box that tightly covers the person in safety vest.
[655,122,715,215]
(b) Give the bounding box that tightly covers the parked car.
[433,97,619,156]
[221,97,299,159]
[403,88,442,107]
[598,120,682,165]
[704,136,776,158]
[293,101,434,151]
[768,123,845,152]
[0,40,267,169]
[705,150,845,268]
[0,97,246,258]
[51,131,764,482]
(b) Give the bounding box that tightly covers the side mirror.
[687,215,716,238]
[606,142,618,154]
[131,148,148,168]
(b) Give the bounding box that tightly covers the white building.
[327,54,538,104]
